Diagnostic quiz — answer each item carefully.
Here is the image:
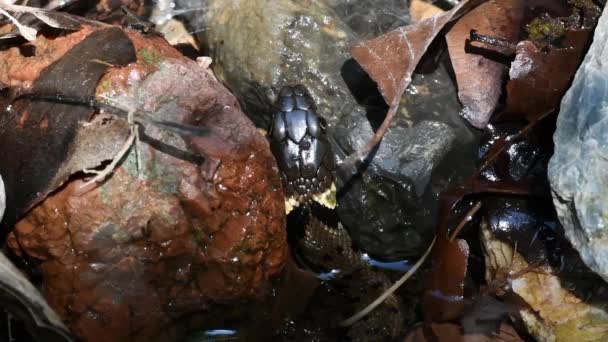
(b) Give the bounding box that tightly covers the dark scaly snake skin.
[299,216,364,273]
[270,85,404,340]
[269,85,334,204]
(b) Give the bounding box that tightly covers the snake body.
[269,85,404,340]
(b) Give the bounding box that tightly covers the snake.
[268,85,405,340]
[269,85,335,205]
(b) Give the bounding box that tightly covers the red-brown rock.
[4,26,286,342]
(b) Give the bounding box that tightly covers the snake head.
[269,85,335,205]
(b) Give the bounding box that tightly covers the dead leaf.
[422,233,469,322]
[0,7,36,40]
[352,0,487,107]
[504,28,593,120]
[446,0,525,128]
[0,4,107,40]
[0,251,73,341]
[343,0,487,172]
[0,27,135,230]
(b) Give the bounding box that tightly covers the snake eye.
[318,117,327,130]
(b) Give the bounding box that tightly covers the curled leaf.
[446,0,524,128]
[0,27,135,229]
[0,4,107,40]
[344,0,487,171]
[504,28,593,120]
[0,7,37,41]
[422,234,469,322]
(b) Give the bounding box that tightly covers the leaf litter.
[340,0,604,337]
[0,1,605,340]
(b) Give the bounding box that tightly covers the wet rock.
[326,0,410,39]
[548,6,608,282]
[335,64,477,259]
[479,122,549,183]
[4,28,286,342]
[198,0,477,258]
[199,0,358,129]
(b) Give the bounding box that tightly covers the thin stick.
[469,30,517,53]
[476,109,554,176]
[15,93,210,137]
[449,201,482,242]
[7,312,13,342]
[340,236,436,327]
[338,101,399,176]
[80,115,136,189]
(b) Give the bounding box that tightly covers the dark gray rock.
[334,64,478,258]
[548,6,608,281]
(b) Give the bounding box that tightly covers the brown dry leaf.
[446,0,525,128]
[504,28,593,120]
[344,0,487,170]
[0,27,135,229]
[0,4,108,40]
[422,235,469,322]
[480,221,608,342]
[352,0,487,107]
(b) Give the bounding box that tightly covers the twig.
[6,312,13,342]
[80,108,137,189]
[15,92,211,191]
[14,93,210,137]
[338,101,399,177]
[340,235,436,327]
[469,29,517,54]
[100,94,142,174]
[449,201,482,242]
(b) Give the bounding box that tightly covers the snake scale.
[269,85,405,340]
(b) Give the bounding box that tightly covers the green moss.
[138,48,163,68]
[97,79,113,94]
[238,238,257,254]
[526,16,567,47]
[150,162,180,195]
[191,224,208,247]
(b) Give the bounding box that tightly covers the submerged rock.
[548,6,608,282]
[201,0,357,129]
[326,0,410,39]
